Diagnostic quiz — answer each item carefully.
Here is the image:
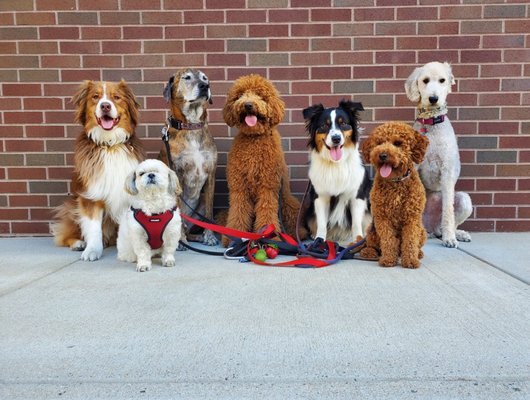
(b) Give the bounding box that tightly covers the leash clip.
[161,125,169,142]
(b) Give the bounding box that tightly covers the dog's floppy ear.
[267,91,285,126]
[302,103,324,124]
[411,130,429,164]
[125,171,138,195]
[163,75,175,103]
[361,135,374,165]
[72,80,93,126]
[118,79,140,128]
[339,99,364,114]
[222,88,239,127]
[405,66,422,103]
[168,169,182,197]
[443,62,455,92]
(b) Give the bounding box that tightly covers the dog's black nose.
[244,102,254,112]
[379,153,388,161]
[100,102,112,112]
[147,173,155,180]
[428,95,438,105]
[198,82,209,90]
[331,134,342,145]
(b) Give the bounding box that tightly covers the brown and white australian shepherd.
[52,80,145,261]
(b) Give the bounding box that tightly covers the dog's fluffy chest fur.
[414,118,461,191]
[309,147,365,197]
[82,145,139,222]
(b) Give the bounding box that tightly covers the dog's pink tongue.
[380,164,393,178]
[101,117,115,130]
[330,146,343,161]
[245,115,257,127]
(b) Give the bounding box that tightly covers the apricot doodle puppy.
[360,122,429,269]
[221,74,306,247]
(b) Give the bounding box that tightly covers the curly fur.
[405,61,472,248]
[221,74,307,246]
[360,122,428,268]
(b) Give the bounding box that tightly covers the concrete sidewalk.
[0,234,529,399]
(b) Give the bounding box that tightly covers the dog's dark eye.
[139,172,145,176]
[92,94,99,100]
[393,140,402,147]
[422,78,429,84]
[184,75,191,80]
[113,95,120,101]
[439,78,446,83]
[341,123,352,131]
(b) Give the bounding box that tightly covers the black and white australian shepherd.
[302,100,372,245]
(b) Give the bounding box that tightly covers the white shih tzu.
[117,159,182,272]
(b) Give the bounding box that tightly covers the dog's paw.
[80,246,102,261]
[441,235,458,248]
[419,249,424,259]
[401,257,421,269]
[136,263,152,272]
[162,255,176,267]
[379,255,397,268]
[359,247,379,260]
[70,240,86,251]
[456,230,471,242]
[202,230,219,246]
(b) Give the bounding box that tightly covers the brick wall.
[1,0,529,235]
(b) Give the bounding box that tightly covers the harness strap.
[132,207,175,250]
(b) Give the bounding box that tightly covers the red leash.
[179,213,337,268]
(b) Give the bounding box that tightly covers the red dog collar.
[416,115,445,126]
[132,207,176,250]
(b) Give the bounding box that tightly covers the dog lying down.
[117,159,182,272]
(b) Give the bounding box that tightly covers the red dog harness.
[132,207,176,250]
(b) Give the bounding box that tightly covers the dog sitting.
[301,100,372,245]
[405,61,473,248]
[52,80,145,261]
[117,159,182,272]
[221,74,306,246]
[360,122,429,269]
[158,68,218,248]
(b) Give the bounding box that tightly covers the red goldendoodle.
[221,74,306,246]
[360,122,429,268]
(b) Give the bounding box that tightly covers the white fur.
[80,213,103,261]
[406,61,472,248]
[83,145,139,223]
[117,159,182,272]
[309,145,370,243]
[88,126,129,147]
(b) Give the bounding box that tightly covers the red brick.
[226,10,266,23]
[78,0,119,9]
[7,167,47,180]
[0,181,27,193]
[291,0,331,6]
[100,12,140,25]
[81,26,121,39]
[311,38,351,51]
[479,122,519,135]
[164,0,203,9]
[376,51,416,64]
[5,112,43,124]
[207,25,246,38]
[459,79,500,92]
[418,21,459,35]
[141,11,183,24]
[397,7,438,20]
[16,12,56,25]
[354,37,393,51]
[440,5,482,20]
[166,54,205,67]
[12,222,51,234]
[439,36,480,49]
[505,19,530,33]
[101,41,141,54]
[496,220,530,232]
[61,69,101,82]
[476,206,516,219]
[476,178,516,191]
[60,41,100,54]
[311,66,351,80]
[292,81,331,95]
[312,8,352,22]
[0,98,22,110]
[292,52,331,66]
[461,50,502,63]
[291,24,331,37]
[397,36,437,50]
[39,26,79,39]
[23,98,63,111]
[376,22,415,36]
[332,51,372,65]
[479,93,520,106]
[9,195,48,207]
[0,209,29,220]
[205,0,244,8]
[355,7,394,21]
[269,9,309,22]
[36,0,75,10]
[481,64,522,78]
[121,0,161,10]
[83,55,122,68]
[495,192,530,205]
[166,25,204,38]
[249,24,289,38]
[123,26,163,39]
[333,22,374,36]
[184,10,224,24]
[270,38,309,52]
